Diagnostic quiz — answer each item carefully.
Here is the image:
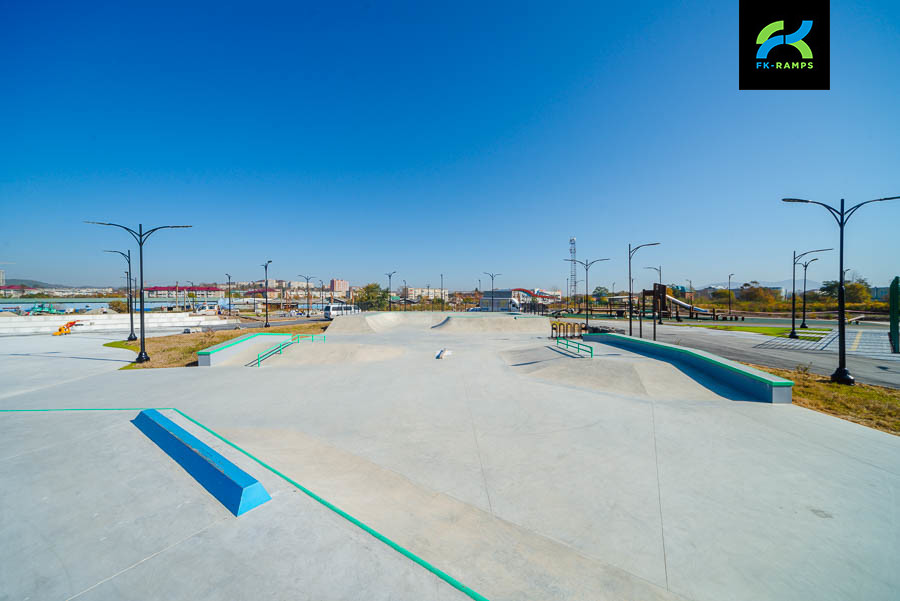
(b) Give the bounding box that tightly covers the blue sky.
[1,0,898,292]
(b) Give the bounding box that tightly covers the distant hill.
[5,279,73,289]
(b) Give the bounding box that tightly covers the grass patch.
[749,363,900,436]
[103,322,329,369]
[671,323,830,339]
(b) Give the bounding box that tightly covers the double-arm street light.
[628,242,660,335]
[103,249,136,341]
[728,273,735,316]
[566,258,609,329]
[87,221,191,363]
[261,260,272,327]
[297,274,314,317]
[385,271,397,311]
[788,248,831,338]
[783,194,900,384]
[483,272,501,312]
[799,257,822,329]
[187,280,195,312]
[225,274,233,316]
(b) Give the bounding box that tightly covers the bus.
[324,304,360,319]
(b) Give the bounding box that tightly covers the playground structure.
[511,288,556,313]
[51,320,81,336]
[592,284,732,322]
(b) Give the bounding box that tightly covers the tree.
[592,286,609,300]
[354,283,388,310]
[739,282,775,303]
[712,289,734,302]
[845,282,871,303]
[819,280,839,299]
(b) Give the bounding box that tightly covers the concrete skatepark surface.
[2,311,899,600]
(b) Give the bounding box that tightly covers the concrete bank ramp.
[432,314,550,335]
[325,312,549,335]
[265,343,405,366]
[502,345,742,401]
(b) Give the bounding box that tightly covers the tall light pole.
[628,242,659,336]
[225,273,232,316]
[319,280,325,313]
[799,257,821,329]
[483,272,501,312]
[566,258,609,329]
[298,274,314,317]
[260,261,272,327]
[728,273,735,316]
[783,194,900,384]
[87,221,191,363]
[385,271,397,311]
[440,273,444,311]
[187,280,195,312]
[645,265,662,285]
[402,279,407,311]
[788,248,831,339]
[104,249,137,341]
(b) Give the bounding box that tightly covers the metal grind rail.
[555,336,593,357]
[256,333,325,367]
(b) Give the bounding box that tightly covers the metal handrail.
[257,333,325,366]
[555,336,593,357]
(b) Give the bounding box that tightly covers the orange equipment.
[52,320,81,336]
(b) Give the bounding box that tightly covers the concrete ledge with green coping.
[198,332,291,367]
[583,332,793,403]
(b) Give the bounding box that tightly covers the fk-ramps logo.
[740,0,829,90]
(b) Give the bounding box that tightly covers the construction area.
[2,312,899,601]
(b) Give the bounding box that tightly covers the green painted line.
[586,333,793,387]
[170,408,488,600]
[1,406,490,601]
[0,407,175,412]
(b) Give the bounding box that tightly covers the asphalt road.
[564,318,900,389]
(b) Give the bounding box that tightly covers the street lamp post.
[788,248,831,339]
[104,249,137,341]
[645,266,662,285]
[297,274,314,317]
[783,195,900,384]
[385,271,397,311]
[402,280,407,311]
[319,280,325,313]
[628,242,660,336]
[187,280,195,312]
[728,273,735,317]
[566,258,609,330]
[440,274,444,311]
[261,261,272,327]
[799,258,820,329]
[87,221,191,362]
[225,274,232,316]
[483,272,501,312]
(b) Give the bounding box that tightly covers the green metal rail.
[256,333,325,366]
[555,336,593,357]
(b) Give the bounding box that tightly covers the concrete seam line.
[0,407,491,601]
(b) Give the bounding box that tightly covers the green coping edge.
[0,407,490,601]
[198,332,292,355]
[585,333,793,387]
